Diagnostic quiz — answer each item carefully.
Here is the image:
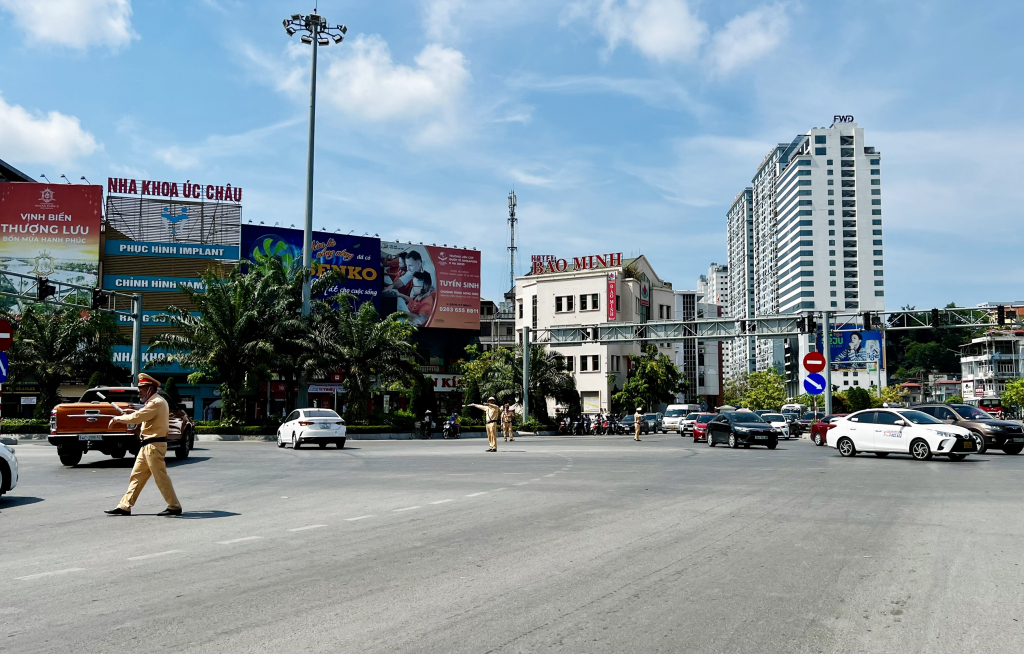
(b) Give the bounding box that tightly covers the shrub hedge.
[1,419,50,434]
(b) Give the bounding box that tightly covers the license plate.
[79,434,104,441]
[963,441,973,448]
[754,435,767,440]
[1014,438,1024,443]
[318,424,330,429]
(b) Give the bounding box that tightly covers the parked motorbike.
[442,420,461,439]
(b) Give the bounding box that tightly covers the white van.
[663,404,702,432]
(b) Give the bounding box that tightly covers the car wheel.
[837,437,856,457]
[812,432,823,446]
[277,432,285,448]
[337,439,346,449]
[174,433,192,460]
[874,452,889,458]
[767,439,777,450]
[293,433,301,449]
[58,445,83,467]
[910,439,933,461]
[110,444,127,459]
[0,463,9,496]
[729,433,738,449]
[319,442,327,449]
[1001,444,1024,455]
[969,431,987,454]
[948,453,967,461]
[707,433,715,447]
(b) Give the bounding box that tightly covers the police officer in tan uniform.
[467,397,501,452]
[104,374,182,516]
[634,406,644,441]
[501,404,515,442]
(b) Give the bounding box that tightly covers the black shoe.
[105,507,131,516]
[157,508,183,517]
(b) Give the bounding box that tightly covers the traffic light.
[806,313,817,334]
[862,311,873,331]
[91,289,109,311]
[997,305,1006,326]
[796,317,806,333]
[36,278,56,302]
[931,308,940,328]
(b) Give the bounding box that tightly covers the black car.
[618,414,650,435]
[781,411,803,435]
[706,412,780,449]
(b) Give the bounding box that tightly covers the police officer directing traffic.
[104,373,182,517]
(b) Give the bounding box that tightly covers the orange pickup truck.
[48,386,195,467]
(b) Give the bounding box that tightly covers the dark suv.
[913,403,1024,454]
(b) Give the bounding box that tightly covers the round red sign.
[0,319,12,352]
[803,352,826,374]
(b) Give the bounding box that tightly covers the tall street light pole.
[283,11,346,408]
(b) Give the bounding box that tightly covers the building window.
[872,209,881,215]
[873,250,882,256]
[828,210,835,215]
[871,179,880,185]
[875,291,884,296]
[555,296,562,312]
[505,325,514,336]
[872,219,881,225]
[579,355,588,372]
[815,147,826,155]
[828,179,834,185]
[871,189,880,195]
[828,199,834,206]
[828,189,834,195]
[565,355,574,372]
[872,199,881,205]
[873,229,882,235]
[531,295,537,329]
[874,280,884,286]
[870,158,880,165]
[590,355,599,371]
[615,295,620,311]
[874,260,884,267]
[870,169,880,175]
[829,239,835,246]
[826,159,833,165]
[874,270,884,276]
[831,301,838,307]
[873,239,882,246]
[518,302,523,319]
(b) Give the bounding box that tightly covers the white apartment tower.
[726,189,755,379]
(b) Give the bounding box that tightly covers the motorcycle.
[442,420,461,439]
[558,417,572,435]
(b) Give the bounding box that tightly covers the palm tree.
[478,345,577,422]
[300,298,418,421]
[7,304,125,418]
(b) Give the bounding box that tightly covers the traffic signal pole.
[522,326,530,421]
[823,311,832,415]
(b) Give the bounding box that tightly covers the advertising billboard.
[105,195,240,247]
[0,183,102,300]
[816,327,884,369]
[239,225,381,308]
[380,242,480,330]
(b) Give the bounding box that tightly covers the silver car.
[0,439,19,497]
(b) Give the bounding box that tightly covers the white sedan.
[827,408,975,461]
[277,409,347,449]
[1,439,19,497]
[760,413,792,439]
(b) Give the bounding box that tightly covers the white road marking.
[492,488,507,491]
[393,506,421,512]
[464,492,488,497]
[16,568,85,581]
[514,482,529,485]
[128,550,182,561]
[530,478,541,482]
[430,499,455,504]
[345,515,375,521]
[217,536,263,545]
[287,524,327,532]
[544,474,556,477]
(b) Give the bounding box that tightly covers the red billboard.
[0,184,103,300]
[381,242,480,329]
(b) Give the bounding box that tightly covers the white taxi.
[760,413,792,439]
[0,439,18,497]
[277,409,347,449]
[827,408,975,461]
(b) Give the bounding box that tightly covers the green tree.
[845,386,873,412]
[879,384,908,406]
[612,344,687,412]
[473,344,577,422]
[742,368,787,410]
[1002,379,1024,412]
[945,395,963,404]
[722,373,749,407]
[7,304,125,418]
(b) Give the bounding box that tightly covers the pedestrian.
[423,410,434,439]
[502,404,515,442]
[466,397,501,452]
[104,374,182,517]
[633,406,644,441]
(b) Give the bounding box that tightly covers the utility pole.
[131,294,143,384]
[284,11,346,408]
[522,326,530,421]
[823,311,832,415]
[507,188,517,296]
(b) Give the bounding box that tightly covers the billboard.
[0,183,102,298]
[105,195,240,246]
[380,242,480,330]
[239,225,381,308]
[816,327,884,369]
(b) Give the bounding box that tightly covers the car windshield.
[644,414,656,419]
[621,416,635,423]
[696,415,714,424]
[303,410,340,418]
[684,413,699,420]
[951,405,992,420]
[733,412,766,423]
[801,412,817,420]
[81,389,140,404]
[664,409,685,417]
[897,410,942,425]
[762,414,785,422]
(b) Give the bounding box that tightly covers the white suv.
[278,409,347,449]
[1,439,19,497]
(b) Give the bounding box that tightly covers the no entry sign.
[802,351,826,374]
[0,319,11,351]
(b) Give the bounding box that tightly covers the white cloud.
[709,5,788,74]
[0,93,99,166]
[322,35,470,144]
[0,0,136,50]
[423,0,467,41]
[239,42,307,95]
[151,118,303,171]
[567,0,708,63]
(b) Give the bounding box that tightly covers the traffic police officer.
[501,404,515,442]
[634,406,644,441]
[467,397,502,452]
[104,374,182,516]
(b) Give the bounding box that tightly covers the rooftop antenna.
[507,186,517,298]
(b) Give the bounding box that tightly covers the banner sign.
[0,184,102,299]
[308,383,345,394]
[115,310,200,326]
[240,225,381,308]
[607,272,617,321]
[816,327,883,369]
[381,242,480,329]
[103,275,206,292]
[112,345,194,374]
[531,252,623,275]
[105,239,238,260]
[107,177,242,203]
[425,373,461,392]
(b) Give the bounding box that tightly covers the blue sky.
[1,0,1022,310]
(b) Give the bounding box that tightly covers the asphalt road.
[3,432,1024,653]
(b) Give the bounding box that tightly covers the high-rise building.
[726,189,755,379]
[697,263,729,306]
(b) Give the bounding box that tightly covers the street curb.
[195,431,490,442]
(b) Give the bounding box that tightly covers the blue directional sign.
[803,372,826,395]
[0,352,8,383]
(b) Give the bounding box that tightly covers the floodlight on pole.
[283,9,347,410]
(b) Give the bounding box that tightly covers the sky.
[1,0,1022,310]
